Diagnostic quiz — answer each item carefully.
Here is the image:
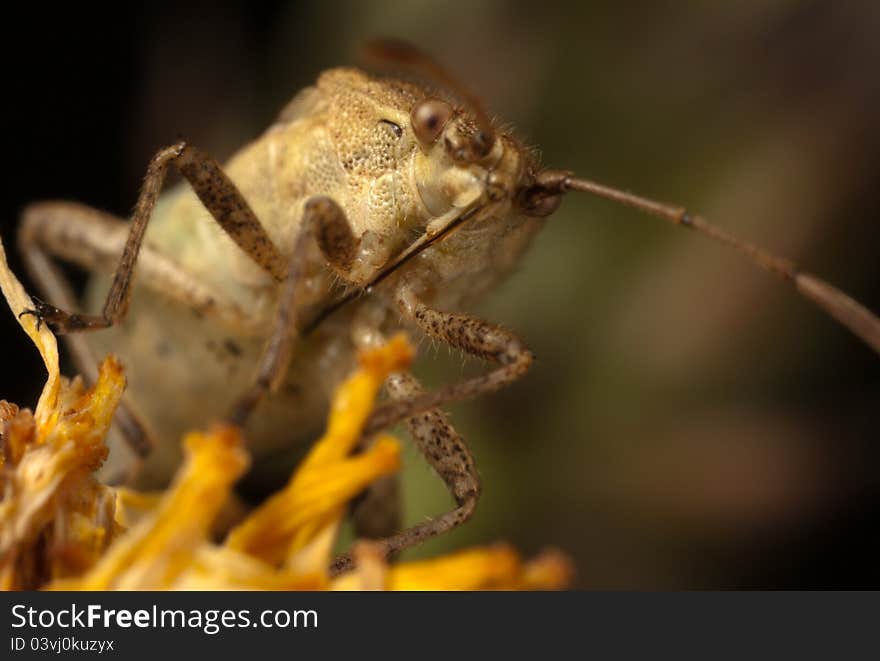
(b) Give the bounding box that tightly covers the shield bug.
[15,38,880,574]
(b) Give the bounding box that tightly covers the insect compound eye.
[411,98,453,144]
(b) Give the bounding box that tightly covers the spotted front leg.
[332,371,480,575]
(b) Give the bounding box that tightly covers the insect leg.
[361,285,534,436]
[18,202,257,329]
[17,210,156,474]
[332,371,480,574]
[19,143,288,334]
[227,196,358,426]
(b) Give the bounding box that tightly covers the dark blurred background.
[2,1,879,588]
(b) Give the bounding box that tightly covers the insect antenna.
[526,171,880,355]
[361,38,496,159]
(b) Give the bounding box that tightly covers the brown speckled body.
[85,68,544,486]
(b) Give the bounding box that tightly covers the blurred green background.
[2,1,879,587]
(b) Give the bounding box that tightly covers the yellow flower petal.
[0,235,59,426]
[385,544,574,591]
[520,548,575,590]
[168,547,325,591]
[227,436,400,567]
[284,520,341,577]
[114,488,163,528]
[387,544,521,590]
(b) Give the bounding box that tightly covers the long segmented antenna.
[527,171,880,355]
[362,38,496,158]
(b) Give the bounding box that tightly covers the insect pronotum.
[16,40,880,573]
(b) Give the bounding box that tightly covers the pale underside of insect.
[17,41,880,573]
